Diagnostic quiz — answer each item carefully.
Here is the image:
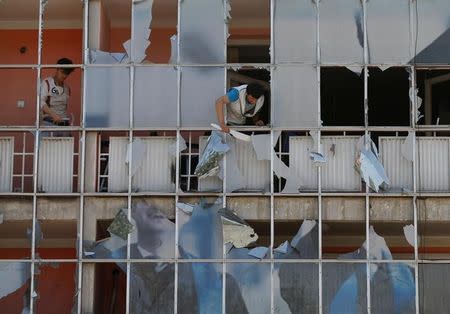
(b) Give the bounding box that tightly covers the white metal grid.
[1,0,449,313]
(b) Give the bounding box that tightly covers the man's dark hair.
[246,83,265,98]
[57,57,75,74]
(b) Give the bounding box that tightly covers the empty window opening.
[227,0,270,63]
[321,67,364,126]
[226,68,271,126]
[416,69,450,125]
[368,67,410,126]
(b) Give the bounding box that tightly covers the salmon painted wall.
[0,29,83,126]
[0,248,76,314]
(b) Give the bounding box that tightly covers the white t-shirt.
[40,77,70,120]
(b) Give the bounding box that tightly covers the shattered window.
[321,67,365,126]
[371,262,415,313]
[179,0,225,64]
[319,0,364,64]
[226,263,271,313]
[227,0,270,63]
[273,65,318,127]
[0,198,32,260]
[36,198,78,259]
[34,262,77,314]
[274,263,319,313]
[322,263,368,313]
[130,199,175,259]
[2,0,450,312]
[130,262,175,313]
[41,0,83,63]
[273,0,317,63]
[0,262,32,311]
[366,0,410,65]
[322,197,366,259]
[87,0,131,64]
[178,262,223,313]
[368,67,411,126]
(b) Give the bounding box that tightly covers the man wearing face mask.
[215,82,266,133]
[40,58,75,127]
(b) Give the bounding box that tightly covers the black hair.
[246,83,265,98]
[57,57,74,74]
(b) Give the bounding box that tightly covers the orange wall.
[0,248,76,314]
[0,29,83,126]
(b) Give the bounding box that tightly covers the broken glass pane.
[419,264,450,313]
[84,67,130,127]
[321,67,364,126]
[129,262,174,314]
[226,263,270,313]
[322,263,368,314]
[371,262,415,314]
[0,262,31,309]
[34,262,77,314]
[274,0,317,63]
[370,219,414,260]
[87,0,131,63]
[368,67,410,126]
[179,0,225,64]
[82,263,126,313]
[130,0,153,63]
[146,0,177,63]
[275,263,319,313]
[0,201,32,260]
[133,66,177,127]
[82,198,128,260]
[273,66,318,127]
[35,199,78,259]
[41,0,83,64]
[130,201,175,259]
[322,199,366,259]
[366,0,410,64]
[178,200,223,259]
[177,262,222,314]
[180,67,225,127]
[319,0,364,64]
[414,0,450,64]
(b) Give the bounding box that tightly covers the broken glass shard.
[107,209,134,240]
[195,131,229,179]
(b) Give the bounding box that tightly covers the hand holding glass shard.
[194,131,230,179]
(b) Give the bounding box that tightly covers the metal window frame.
[2,0,450,313]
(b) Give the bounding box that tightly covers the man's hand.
[255,120,265,126]
[52,114,62,124]
[220,124,230,133]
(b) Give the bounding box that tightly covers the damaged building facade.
[0,0,450,312]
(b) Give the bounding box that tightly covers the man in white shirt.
[40,58,74,127]
[215,83,266,133]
